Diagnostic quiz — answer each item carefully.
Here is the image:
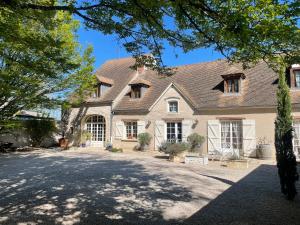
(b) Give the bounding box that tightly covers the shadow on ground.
[0,152,196,225]
[185,164,300,225]
[1,152,300,225]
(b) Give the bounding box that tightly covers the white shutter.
[137,120,146,135]
[115,121,124,140]
[182,119,193,142]
[154,120,165,150]
[242,120,256,157]
[207,120,221,154]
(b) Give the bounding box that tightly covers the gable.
[148,84,194,117]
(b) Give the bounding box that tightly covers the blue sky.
[77,25,224,70]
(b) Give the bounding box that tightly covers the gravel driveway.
[0,149,299,225]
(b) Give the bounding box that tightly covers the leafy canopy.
[0,0,96,121]
[5,0,299,69]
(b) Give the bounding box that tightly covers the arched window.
[85,115,106,142]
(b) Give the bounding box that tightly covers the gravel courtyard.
[0,149,299,225]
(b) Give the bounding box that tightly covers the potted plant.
[159,141,190,162]
[105,140,113,151]
[257,137,272,159]
[185,133,208,165]
[187,133,205,156]
[136,132,152,151]
[59,132,69,150]
[81,130,92,147]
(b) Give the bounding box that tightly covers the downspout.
[110,103,114,143]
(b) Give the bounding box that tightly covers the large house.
[67,57,300,158]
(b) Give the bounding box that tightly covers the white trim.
[148,82,195,111]
[167,99,179,113]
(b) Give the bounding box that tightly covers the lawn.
[0,149,299,225]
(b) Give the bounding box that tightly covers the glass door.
[221,120,243,156]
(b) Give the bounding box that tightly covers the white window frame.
[224,78,242,96]
[166,122,182,143]
[293,121,300,158]
[221,120,243,151]
[85,115,106,142]
[168,101,178,113]
[125,121,138,140]
[295,71,300,88]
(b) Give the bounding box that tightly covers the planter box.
[169,151,186,163]
[225,159,249,169]
[185,155,208,165]
[257,144,272,160]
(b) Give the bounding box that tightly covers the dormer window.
[221,73,245,94]
[92,83,111,98]
[131,86,141,98]
[168,101,178,113]
[225,78,240,93]
[129,78,151,99]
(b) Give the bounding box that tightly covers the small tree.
[187,133,205,152]
[137,132,152,151]
[275,66,299,200]
[159,142,190,157]
[23,119,57,147]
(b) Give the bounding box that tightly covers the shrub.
[159,142,190,156]
[110,147,123,153]
[136,132,152,150]
[23,119,57,147]
[81,130,92,144]
[187,133,205,152]
[158,141,171,152]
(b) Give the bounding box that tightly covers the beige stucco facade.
[67,105,112,146]
[67,84,300,159]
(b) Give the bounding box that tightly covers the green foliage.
[23,119,57,147]
[0,1,96,121]
[137,132,152,146]
[80,130,92,144]
[4,0,298,70]
[0,120,22,134]
[159,142,190,156]
[275,66,299,200]
[187,133,205,152]
[110,148,123,153]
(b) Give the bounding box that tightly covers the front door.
[85,115,106,147]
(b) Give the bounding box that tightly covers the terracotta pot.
[59,138,69,150]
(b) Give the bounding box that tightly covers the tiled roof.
[98,76,114,85]
[89,57,300,112]
[88,57,137,103]
[129,78,151,86]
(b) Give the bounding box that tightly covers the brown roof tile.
[86,57,137,103]
[90,57,300,112]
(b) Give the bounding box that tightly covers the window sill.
[223,93,241,96]
[121,139,138,142]
[290,88,300,91]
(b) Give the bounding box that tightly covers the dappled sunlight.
[1,150,289,224]
[0,150,202,224]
